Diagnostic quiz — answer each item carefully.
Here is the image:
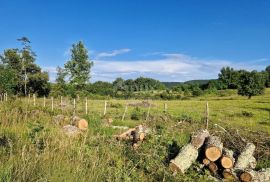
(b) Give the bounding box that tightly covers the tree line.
[0,38,269,99]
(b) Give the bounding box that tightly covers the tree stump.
[220,148,235,169]
[205,136,223,161]
[235,143,255,170]
[169,143,198,174]
[191,129,210,149]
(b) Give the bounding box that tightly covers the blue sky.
[0,0,269,82]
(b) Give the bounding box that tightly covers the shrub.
[242,111,254,117]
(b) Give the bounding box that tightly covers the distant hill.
[162,79,216,88]
[184,79,214,85]
[162,82,183,88]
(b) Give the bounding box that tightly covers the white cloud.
[95,48,131,58]
[91,54,269,82]
[42,52,269,83]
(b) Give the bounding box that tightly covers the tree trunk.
[205,136,223,161]
[220,148,235,169]
[235,143,255,170]
[169,143,198,174]
[191,129,210,149]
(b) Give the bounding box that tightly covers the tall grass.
[0,89,270,181]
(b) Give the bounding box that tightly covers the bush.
[130,107,141,120]
[242,111,254,117]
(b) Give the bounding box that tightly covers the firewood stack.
[170,130,270,182]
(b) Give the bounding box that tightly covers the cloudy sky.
[0,0,269,82]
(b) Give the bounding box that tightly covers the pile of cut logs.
[170,129,270,182]
[115,124,150,149]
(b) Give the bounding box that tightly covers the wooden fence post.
[33,94,36,106]
[164,103,167,113]
[121,104,128,121]
[73,98,76,115]
[103,101,107,116]
[85,98,88,114]
[51,97,54,111]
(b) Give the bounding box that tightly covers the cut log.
[240,168,270,182]
[208,162,218,175]
[191,129,210,149]
[234,143,255,170]
[254,168,270,182]
[205,136,223,161]
[222,169,238,181]
[203,158,211,166]
[247,156,257,169]
[132,125,146,142]
[115,128,136,141]
[111,126,129,130]
[70,116,88,130]
[220,148,235,169]
[62,125,82,137]
[169,143,198,174]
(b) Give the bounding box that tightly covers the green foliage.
[0,37,50,96]
[64,41,93,90]
[237,70,266,99]
[0,66,18,94]
[87,81,114,96]
[218,66,240,89]
[130,107,142,120]
[265,65,270,87]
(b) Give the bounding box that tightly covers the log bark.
[220,148,235,169]
[205,136,223,161]
[247,156,257,169]
[234,143,255,170]
[222,169,238,181]
[240,168,270,182]
[169,143,198,174]
[62,125,82,137]
[191,129,210,149]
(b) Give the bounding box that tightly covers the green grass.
[0,89,270,181]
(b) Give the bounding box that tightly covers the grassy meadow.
[0,89,270,181]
